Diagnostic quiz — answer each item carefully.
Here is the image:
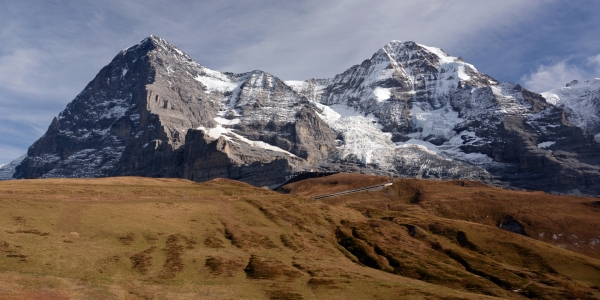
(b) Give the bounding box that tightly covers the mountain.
[7,36,600,194]
[11,36,334,187]
[541,78,600,141]
[0,154,26,180]
[291,41,600,194]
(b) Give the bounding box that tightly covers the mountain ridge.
[3,36,600,195]
[541,78,600,141]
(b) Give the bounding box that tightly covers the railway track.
[313,181,394,200]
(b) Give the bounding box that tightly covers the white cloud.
[521,54,600,92]
[588,54,600,69]
[0,49,39,92]
[216,0,541,79]
[0,144,26,165]
[521,61,588,93]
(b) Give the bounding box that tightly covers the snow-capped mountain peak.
[541,78,600,138]
[9,36,600,195]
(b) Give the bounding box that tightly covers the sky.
[1,0,599,165]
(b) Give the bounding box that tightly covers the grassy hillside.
[281,174,600,299]
[0,176,599,299]
[283,174,600,259]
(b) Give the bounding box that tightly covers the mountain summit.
[6,36,600,194]
[12,35,334,186]
[542,78,600,141]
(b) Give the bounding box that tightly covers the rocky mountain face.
[12,36,334,186]
[542,79,600,140]
[0,154,25,180]
[6,36,600,194]
[290,41,600,194]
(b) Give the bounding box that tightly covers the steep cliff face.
[15,38,157,178]
[9,37,600,194]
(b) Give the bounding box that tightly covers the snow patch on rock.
[396,139,438,155]
[195,67,241,94]
[538,141,555,148]
[100,101,129,119]
[409,105,463,140]
[197,125,230,140]
[541,78,600,135]
[195,74,239,94]
[314,98,499,169]
[457,65,470,80]
[284,80,306,89]
[418,43,476,78]
[314,102,393,165]
[491,83,532,115]
[214,117,240,125]
[373,87,391,102]
[0,154,26,180]
[197,124,297,157]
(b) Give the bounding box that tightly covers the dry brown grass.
[281,173,392,198]
[156,235,185,279]
[244,254,302,280]
[264,289,304,300]
[203,236,225,248]
[204,256,244,277]
[118,232,136,245]
[0,175,598,299]
[285,173,600,259]
[130,246,156,274]
[282,173,600,299]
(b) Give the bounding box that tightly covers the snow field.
[196,117,297,157]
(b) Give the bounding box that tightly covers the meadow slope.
[0,176,598,299]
